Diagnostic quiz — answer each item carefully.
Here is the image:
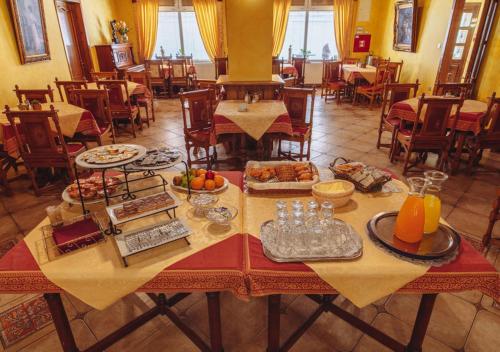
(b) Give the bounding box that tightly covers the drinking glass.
[292,209,307,255]
[321,201,336,251]
[276,210,291,257]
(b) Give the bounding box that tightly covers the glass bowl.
[205,205,238,227]
[188,194,219,217]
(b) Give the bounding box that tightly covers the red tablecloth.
[387,97,488,134]
[211,113,293,144]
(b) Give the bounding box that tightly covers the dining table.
[86,80,152,101]
[0,169,497,352]
[342,64,377,84]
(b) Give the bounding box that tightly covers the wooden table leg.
[206,292,224,352]
[267,294,281,352]
[451,132,466,174]
[44,293,78,352]
[406,293,437,352]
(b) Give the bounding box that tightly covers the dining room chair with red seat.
[90,69,118,81]
[54,78,88,104]
[433,81,473,99]
[291,56,306,86]
[70,89,115,145]
[96,80,140,138]
[376,80,420,151]
[14,85,54,104]
[144,59,168,97]
[466,92,500,174]
[386,61,404,83]
[194,79,222,111]
[4,105,85,195]
[126,71,155,126]
[353,64,391,109]
[179,89,216,169]
[169,59,190,96]
[391,94,464,175]
[322,60,347,104]
[482,188,500,252]
[278,87,315,161]
[214,57,228,78]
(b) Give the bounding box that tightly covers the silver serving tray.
[260,219,363,262]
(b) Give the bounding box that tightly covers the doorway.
[436,0,498,93]
[55,0,93,80]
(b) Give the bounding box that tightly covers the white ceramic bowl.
[312,180,355,208]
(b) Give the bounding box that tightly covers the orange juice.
[424,194,441,234]
[394,195,425,243]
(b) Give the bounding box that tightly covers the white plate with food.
[62,172,123,205]
[76,144,147,168]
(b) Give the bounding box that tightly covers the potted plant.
[115,21,130,43]
[30,100,42,110]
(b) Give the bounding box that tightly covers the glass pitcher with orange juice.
[394,177,428,243]
[423,171,448,234]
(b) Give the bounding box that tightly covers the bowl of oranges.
[171,168,228,193]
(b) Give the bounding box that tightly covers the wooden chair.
[433,81,473,98]
[54,78,88,104]
[466,92,500,174]
[322,60,347,104]
[371,57,390,67]
[96,80,140,138]
[126,71,155,126]
[392,94,464,175]
[193,79,221,110]
[179,89,216,168]
[214,57,228,78]
[482,188,500,251]
[272,57,284,75]
[169,59,189,96]
[144,59,167,96]
[354,64,391,109]
[0,151,12,196]
[90,69,118,81]
[4,105,85,195]
[377,80,420,151]
[278,87,315,161]
[387,61,404,83]
[14,85,54,104]
[342,57,360,65]
[70,89,115,145]
[291,56,306,86]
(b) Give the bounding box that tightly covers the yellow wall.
[476,8,500,101]
[225,0,273,81]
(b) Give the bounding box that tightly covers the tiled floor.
[0,97,498,351]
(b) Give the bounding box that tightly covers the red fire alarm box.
[353,34,371,53]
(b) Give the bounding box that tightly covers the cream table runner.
[400,97,487,119]
[342,64,377,84]
[243,172,430,308]
[214,100,289,141]
[23,171,243,310]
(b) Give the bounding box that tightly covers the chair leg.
[205,147,211,169]
[306,137,312,161]
[110,123,117,144]
[467,144,478,175]
[151,100,156,122]
[402,146,412,175]
[336,89,341,105]
[144,105,150,128]
[26,165,40,196]
[299,140,305,161]
[186,144,192,168]
[130,115,137,138]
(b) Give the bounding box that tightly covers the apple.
[205,170,215,180]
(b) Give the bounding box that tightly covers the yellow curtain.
[272,0,292,57]
[134,0,159,62]
[334,0,356,59]
[193,0,221,61]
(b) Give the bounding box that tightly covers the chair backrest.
[412,94,464,139]
[176,54,193,66]
[291,57,306,81]
[4,105,70,161]
[70,89,112,127]
[214,57,228,78]
[144,60,165,80]
[179,89,213,132]
[373,64,391,88]
[281,87,315,128]
[342,57,359,65]
[54,78,88,103]
[381,80,420,115]
[372,57,390,67]
[386,61,403,83]
[96,80,130,112]
[126,71,152,91]
[194,79,220,103]
[272,58,283,75]
[433,81,473,99]
[90,70,118,81]
[14,85,54,104]
[170,59,188,79]
[481,92,500,135]
[322,60,342,82]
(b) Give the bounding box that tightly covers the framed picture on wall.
[8,0,51,64]
[393,0,418,52]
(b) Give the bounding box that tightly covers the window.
[279,0,338,61]
[153,0,209,61]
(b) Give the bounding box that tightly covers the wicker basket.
[329,157,391,193]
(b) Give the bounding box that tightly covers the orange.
[214,175,224,188]
[196,169,207,177]
[190,177,205,190]
[204,179,215,191]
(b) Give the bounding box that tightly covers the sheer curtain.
[193,0,221,61]
[334,0,356,59]
[134,0,160,61]
[272,0,292,57]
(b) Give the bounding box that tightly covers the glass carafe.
[394,177,428,243]
[423,171,448,234]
